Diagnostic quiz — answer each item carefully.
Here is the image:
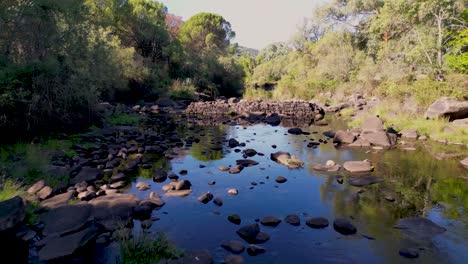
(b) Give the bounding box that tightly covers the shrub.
[118,232,181,264]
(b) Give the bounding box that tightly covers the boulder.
[451,118,468,127]
[424,97,468,120]
[197,192,213,204]
[37,186,53,200]
[260,216,281,227]
[399,129,419,139]
[461,157,468,170]
[343,161,372,173]
[361,116,385,133]
[333,218,357,235]
[27,180,45,195]
[0,196,25,231]
[38,224,98,261]
[89,193,140,231]
[153,169,168,182]
[236,223,260,243]
[349,176,384,187]
[221,240,245,254]
[228,138,240,148]
[361,131,391,147]
[270,152,304,169]
[349,137,371,147]
[265,114,281,126]
[40,191,75,208]
[394,217,446,239]
[40,203,94,236]
[333,130,356,144]
[71,167,103,185]
[287,128,303,135]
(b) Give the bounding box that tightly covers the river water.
[125,115,468,264]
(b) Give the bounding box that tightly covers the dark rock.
[221,240,245,254]
[247,245,266,256]
[153,169,168,182]
[399,248,419,259]
[260,216,281,227]
[275,176,287,183]
[265,114,281,126]
[243,149,257,157]
[236,159,259,167]
[306,217,329,228]
[228,214,241,225]
[89,193,140,231]
[71,167,103,185]
[288,128,303,135]
[322,131,336,138]
[228,138,240,148]
[349,176,384,187]
[179,170,188,175]
[333,218,357,235]
[236,223,260,243]
[213,197,223,206]
[197,192,213,204]
[285,214,301,226]
[394,217,446,239]
[225,254,244,264]
[0,196,25,231]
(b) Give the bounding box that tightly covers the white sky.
[159,0,327,50]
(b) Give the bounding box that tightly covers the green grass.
[0,179,24,202]
[339,108,355,119]
[118,232,181,264]
[105,113,141,126]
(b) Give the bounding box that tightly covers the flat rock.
[37,186,53,200]
[285,215,301,226]
[333,218,357,235]
[40,191,75,208]
[89,193,140,231]
[343,161,372,173]
[394,217,446,239]
[40,203,94,236]
[306,217,329,228]
[349,176,384,187]
[136,182,150,191]
[0,196,25,231]
[165,190,192,197]
[225,254,244,264]
[221,240,245,254]
[260,216,281,227]
[27,180,45,195]
[38,224,98,261]
[399,129,419,139]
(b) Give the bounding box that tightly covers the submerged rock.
[275,176,288,183]
[247,245,266,256]
[348,176,384,187]
[285,214,301,226]
[306,217,329,229]
[197,192,214,204]
[333,218,357,235]
[270,152,304,169]
[225,254,244,264]
[394,217,446,239]
[228,214,241,225]
[260,216,282,227]
[399,248,419,259]
[221,240,245,254]
[343,161,372,173]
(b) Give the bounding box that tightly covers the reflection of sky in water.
[127,120,467,264]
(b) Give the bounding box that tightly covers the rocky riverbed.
[0,104,467,264]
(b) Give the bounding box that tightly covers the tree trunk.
[436,13,443,69]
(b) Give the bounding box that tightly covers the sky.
[159,0,327,50]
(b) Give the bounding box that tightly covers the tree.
[179,13,235,55]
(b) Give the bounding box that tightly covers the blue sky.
[159,0,327,50]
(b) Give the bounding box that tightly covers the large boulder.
[394,217,446,239]
[89,193,140,231]
[333,130,356,144]
[361,131,391,147]
[424,97,468,120]
[361,116,385,133]
[461,157,468,170]
[40,191,75,209]
[0,196,25,231]
[40,203,94,236]
[71,167,103,185]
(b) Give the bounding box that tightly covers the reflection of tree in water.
[189,125,227,162]
[138,154,172,179]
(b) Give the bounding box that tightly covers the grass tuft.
[118,232,181,264]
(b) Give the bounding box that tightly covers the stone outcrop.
[186,99,325,122]
[0,196,25,231]
[424,97,468,121]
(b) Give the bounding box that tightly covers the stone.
[225,254,244,264]
[218,166,230,171]
[333,130,356,144]
[197,192,213,204]
[228,188,239,195]
[349,137,371,147]
[288,128,303,135]
[228,138,240,148]
[89,193,140,231]
[110,172,126,182]
[77,191,96,201]
[275,176,287,183]
[236,159,259,167]
[260,216,281,227]
[348,176,384,187]
[394,217,446,239]
[38,224,98,261]
[361,131,391,147]
[110,181,126,189]
[247,245,266,256]
[27,180,45,195]
[40,191,75,208]
[343,161,372,173]
[236,224,260,243]
[37,186,53,200]
[460,157,468,170]
[167,250,212,264]
[399,129,419,139]
[174,180,192,191]
[285,214,301,226]
[165,190,192,197]
[271,151,304,169]
[451,118,468,127]
[213,197,223,206]
[228,214,241,225]
[243,149,257,157]
[399,248,419,259]
[0,196,25,231]
[306,217,329,228]
[221,240,245,254]
[265,114,281,126]
[71,167,103,185]
[40,203,94,236]
[136,182,150,191]
[333,218,357,235]
[141,219,152,229]
[153,169,168,182]
[424,97,468,120]
[361,116,384,133]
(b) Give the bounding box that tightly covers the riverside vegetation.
[0,0,467,264]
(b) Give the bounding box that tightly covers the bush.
[118,232,181,264]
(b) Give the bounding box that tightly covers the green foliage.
[169,80,197,100]
[105,113,141,126]
[0,180,23,202]
[118,232,181,264]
